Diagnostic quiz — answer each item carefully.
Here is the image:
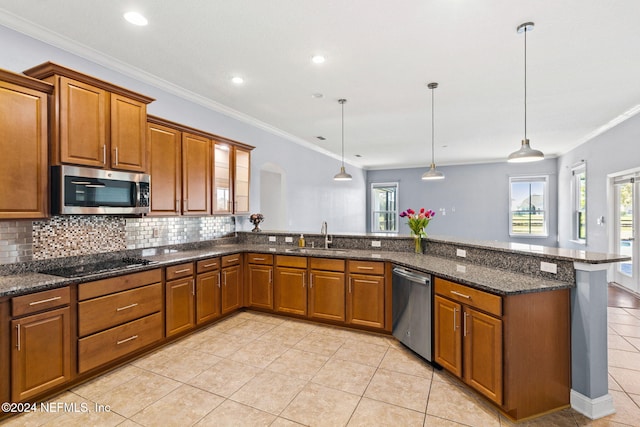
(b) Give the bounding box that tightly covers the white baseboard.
[571,390,616,419]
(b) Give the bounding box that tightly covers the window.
[371,183,398,232]
[509,176,548,237]
[572,164,586,242]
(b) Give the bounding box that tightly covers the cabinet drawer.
[79,269,162,301]
[310,257,345,272]
[166,262,194,280]
[78,312,163,373]
[197,257,220,273]
[78,283,162,337]
[12,287,70,317]
[435,277,502,317]
[276,255,308,268]
[221,254,241,268]
[247,253,273,265]
[348,260,384,275]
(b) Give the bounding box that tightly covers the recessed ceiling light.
[231,76,244,85]
[311,93,324,99]
[311,55,326,64]
[123,11,148,26]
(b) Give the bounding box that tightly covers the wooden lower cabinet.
[434,277,570,421]
[196,271,221,324]
[309,269,345,322]
[347,260,386,329]
[246,253,274,310]
[274,256,308,316]
[165,277,196,336]
[221,256,242,314]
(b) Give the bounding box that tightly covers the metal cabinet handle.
[192,279,195,296]
[349,277,352,293]
[203,263,217,268]
[16,325,20,351]
[463,312,469,337]
[117,335,138,345]
[310,273,314,288]
[114,147,119,165]
[183,199,188,212]
[173,268,191,274]
[116,303,138,312]
[217,273,221,288]
[302,272,306,288]
[29,296,62,306]
[269,269,273,284]
[223,271,227,286]
[226,258,239,263]
[357,266,374,270]
[451,290,471,299]
[253,257,265,261]
[453,308,458,330]
[102,144,107,164]
[176,200,180,213]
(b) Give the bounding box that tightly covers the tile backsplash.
[0,215,235,264]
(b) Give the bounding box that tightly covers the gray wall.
[367,159,559,247]
[0,24,367,235]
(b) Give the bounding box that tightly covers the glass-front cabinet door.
[213,143,232,214]
[234,148,250,214]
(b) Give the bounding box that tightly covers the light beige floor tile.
[130,384,224,426]
[364,368,430,412]
[178,328,225,349]
[280,382,360,427]
[236,311,286,325]
[315,324,364,340]
[187,331,254,357]
[229,338,289,368]
[294,331,346,356]
[608,334,638,352]
[422,415,468,426]
[608,312,640,326]
[332,340,389,367]
[266,348,329,380]
[223,319,277,339]
[256,323,311,347]
[116,420,144,426]
[270,417,306,426]
[609,323,640,338]
[609,366,640,394]
[132,346,221,382]
[608,349,640,371]
[379,347,434,379]
[609,374,623,392]
[312,357,377,395]
[91,370,181,418]
[347,397,425,426]
[195,399,276,426]
[187,358,261,397]
[625,336,640,352]
[500,408,579,426]
[622,307,640,318]
[347,329,394,347]
[1,391,76,426]
[72,365,147,401]
[230,370,307,415]
[37,392,125,427]
[426,380,500,427]
[206,314,247,332]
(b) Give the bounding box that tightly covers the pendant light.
[508,22,544,163]
[334,98,353,181]
[422,82,445,180]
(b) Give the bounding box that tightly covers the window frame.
[572,163,587,244]
[370,182,399,233]
[509,175,549,238]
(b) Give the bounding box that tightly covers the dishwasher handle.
[393,267,431,285]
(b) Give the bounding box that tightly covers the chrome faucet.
[321,221,332,249]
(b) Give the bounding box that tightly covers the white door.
[613,179,638,292]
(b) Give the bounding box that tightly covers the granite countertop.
[0,243,573,298]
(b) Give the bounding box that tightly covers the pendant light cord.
[524,25,527,141]
[341,100,345,167]
[431,86,435,163]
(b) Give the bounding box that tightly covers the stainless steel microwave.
[51,165,150,215]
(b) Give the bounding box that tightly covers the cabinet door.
[464,307,503,404]
[434,295,462,377]
[165,278,195,336]
[248,264,273,310]
[213,142,232,214]
[221,265,242,314]
[347,274,385,329]
[11,307,71,401]
[196,271,221,324]
[234,147,251,213]
[182,133,211,215]
[274,267,307,316]
[0,79,48,219]
[148,122,181,215]
[58,76,107,167]
[309,270,345,322]
[111,93,147,172]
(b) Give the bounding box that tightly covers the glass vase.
[414,236,422,254]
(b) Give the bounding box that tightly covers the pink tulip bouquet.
[399,208,436,238]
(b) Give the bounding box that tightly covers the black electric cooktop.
[42,257,157,278]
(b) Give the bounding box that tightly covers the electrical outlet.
[456,249,466,258]
[152,228,159,238]
[371,240,381,247]
[456,264,467,273]
[268,236,276,242]
[285,236,293,243]
[541,261,557,274]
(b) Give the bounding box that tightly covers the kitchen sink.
[285,247,348,255]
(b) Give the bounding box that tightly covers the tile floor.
[4,302,640,426]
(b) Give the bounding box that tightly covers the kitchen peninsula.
[0,232,627,422]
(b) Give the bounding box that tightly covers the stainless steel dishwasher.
[392,266,433,362]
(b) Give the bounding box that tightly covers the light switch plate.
[285,236,293,243]
[371,240,381,247]
[268,236,276,242]
[456,249,466,258]
[541,261,557,274]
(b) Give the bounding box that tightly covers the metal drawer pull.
[117,335,138,345]
[116,303,139,312]
[358,279,379,284]
[349,278,352,293]
[173,268,191,274]
[450,290,471,299]
[464,312,469,337]
[16,325,20,351]
[453,308,458,330]
[203,263,217,268]
[114,147,119,165]
[253,257,265,261]
[29,296,62,306]
[226,258,239,263]
[102,144,106,164]
[357,266,374,270]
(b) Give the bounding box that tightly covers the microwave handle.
[134,182,141,207]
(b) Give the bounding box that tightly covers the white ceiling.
[1,0,639,170]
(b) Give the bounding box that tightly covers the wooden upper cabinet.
[148,121,182,215]
[213,142,252,214]
[182,132,211,215]
[23,62,154,172]
[0,69,52,219]
[234,147,251,214]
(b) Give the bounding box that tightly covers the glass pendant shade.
[422,163,445,180]
[508,139,544,163]
[334,99,352,181]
